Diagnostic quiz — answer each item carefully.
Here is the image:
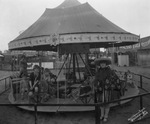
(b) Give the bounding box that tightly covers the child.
[28,65,41,102]
[42,68,55,97]
[93,58,114,122]
[20,74,29,100]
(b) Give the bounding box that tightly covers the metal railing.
[0,76,11,95]
[0,70,150,124]
[130,72,150,111]
[0,92,150,124]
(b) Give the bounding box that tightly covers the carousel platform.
[8,83,139,112]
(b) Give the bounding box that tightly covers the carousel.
[8,0,139,112]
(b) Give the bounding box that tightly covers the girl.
[94,58,115,122]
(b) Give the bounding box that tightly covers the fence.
[0,76,11,95]
[0,70,150,124]
[0,62,14,71]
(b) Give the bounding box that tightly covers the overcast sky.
[0,0,150,51]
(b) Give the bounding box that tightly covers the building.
[137,36,150,66]
[117,36,150,66]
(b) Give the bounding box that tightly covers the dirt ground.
[0,66,150,124]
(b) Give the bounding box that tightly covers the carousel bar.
[76,54,81,81]
[79,53,93,76]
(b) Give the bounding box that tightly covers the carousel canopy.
[8,0,139,51]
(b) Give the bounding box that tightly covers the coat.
[93,66,121,103]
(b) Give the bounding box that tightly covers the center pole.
[85,53,89,67]
[72,53,76,83]
[38,51,42,68]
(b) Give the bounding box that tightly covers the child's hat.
[94,58,111,65]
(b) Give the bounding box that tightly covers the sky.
[0,0,150,52]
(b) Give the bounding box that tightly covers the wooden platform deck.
[8,83,139,112]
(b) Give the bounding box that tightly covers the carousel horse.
[38,80,50,103]
[114,70,127,96]
[20,76,29,100]
[10,70,29,101]
[42,69,56,97]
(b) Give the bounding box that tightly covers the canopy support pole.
[72,53,76,83]
[76,54,81,81]
[79,54,93,77]
[56,54,69,78]
[67,54,72,81]
[56,54,69,104]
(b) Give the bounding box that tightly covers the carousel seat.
[35,92,50,103]
[28,88,50,104]
[11,78,25,94]
[12,78,22,82]
[11,77,29,101]
[68,85,93,103]
[59,85,70,98]
[35,81,51,103]
[12,80,21,94]
[79,85,93,103]
[10,72,20,79]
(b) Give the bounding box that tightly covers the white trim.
[9,33,139,49]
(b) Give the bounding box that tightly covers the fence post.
[34,104,38,124]
[140,75,143,109]
[94,91,100,124]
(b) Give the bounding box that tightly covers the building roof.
[119,36,150,52]
[139,36,150,50]
[140,36,150,42]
